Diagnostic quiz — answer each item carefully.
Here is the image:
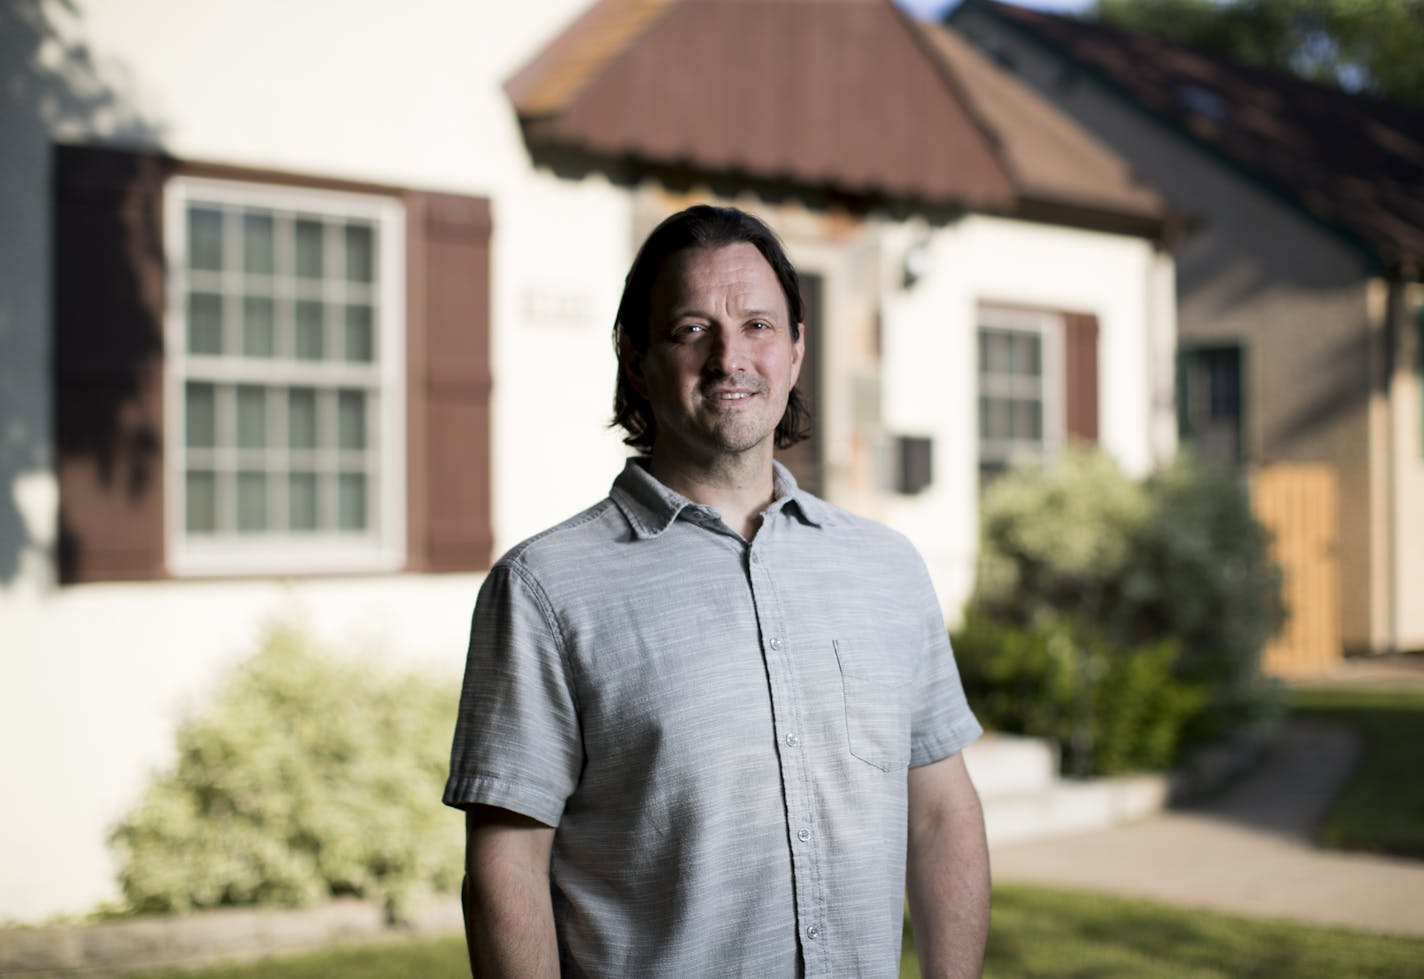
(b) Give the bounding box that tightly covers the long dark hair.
[611,205,812,453]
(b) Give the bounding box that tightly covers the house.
[0,0,1175,922]
[949,0,1424,657]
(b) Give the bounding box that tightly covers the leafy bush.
[953,612,1205,774]
[966,449,1285,769]
[110,623,462,919]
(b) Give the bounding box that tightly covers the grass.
[128,935,470,979]
[130,884,1424,979]
[967,885,1424,979]
[131,684,1424,979]
[1288,685,1424,858]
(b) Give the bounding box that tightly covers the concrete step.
[980,774,1170,845]
[962,732,1060,798]
[963,733,1170,845]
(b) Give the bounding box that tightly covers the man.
[444,205,989,978]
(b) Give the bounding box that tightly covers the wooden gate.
[1250,464,1341,678]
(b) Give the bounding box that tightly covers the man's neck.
[647,448,779,542]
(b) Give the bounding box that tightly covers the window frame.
[163,175,408,576]
[976,305,1065,477]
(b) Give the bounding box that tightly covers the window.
[977,307,1065,478]
[53,144,492,582]
[1178,345,1243,465]
[165,179,405,574]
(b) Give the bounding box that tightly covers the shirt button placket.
[751,540,821,971]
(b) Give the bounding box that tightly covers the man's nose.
[706,327,746,375]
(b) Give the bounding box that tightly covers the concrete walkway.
[990,694,1424,938]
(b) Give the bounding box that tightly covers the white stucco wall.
[0,0,632,922]
[877,214,1176,619]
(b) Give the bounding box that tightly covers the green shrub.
[966,449,1285,766]
[953,612,1205,774]
[110,623,462,919]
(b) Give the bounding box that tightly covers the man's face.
[627,242,805,469]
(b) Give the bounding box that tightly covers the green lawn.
[131,883,1424,979]
[1289,685,1424,858]
[131,684,1424,979]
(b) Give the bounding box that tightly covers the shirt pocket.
[832,639,913,773]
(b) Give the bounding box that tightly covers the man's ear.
[789,321,806,387]
[619,332,649,397]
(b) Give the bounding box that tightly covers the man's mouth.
[712,391,754,401]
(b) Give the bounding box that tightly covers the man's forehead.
[650,243,787,316]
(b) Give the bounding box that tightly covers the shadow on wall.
[0,0,165,583]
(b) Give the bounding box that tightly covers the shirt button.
[785,733,799,748]
[797,829,811,842]
[806,925,820,940]
[750,552,760,564]
[769,637,782,651]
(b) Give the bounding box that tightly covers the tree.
[1093,0,1424,107]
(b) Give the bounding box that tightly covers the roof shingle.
[505,0,1170,234]
[957,0,1424,272]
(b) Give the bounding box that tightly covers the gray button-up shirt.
[445,459,981,977]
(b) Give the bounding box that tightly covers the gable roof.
[952,0,1424,274]
[507,0,1170,236]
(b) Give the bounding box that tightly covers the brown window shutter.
[1064,312,1099,445]
[404,191,493,572]
[53,144,169,583]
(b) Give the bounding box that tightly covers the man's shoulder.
[494,495,629,578]
[800,493,916,547]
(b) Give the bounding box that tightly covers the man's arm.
[905,752,991,979]
[462,805,559,979]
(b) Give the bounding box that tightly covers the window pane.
[295,300,324,360]
[1013,334,1041,376]
[986,397,1012,440]
[188,292,224,354]
[296,218,324,279]
[344,304,373,362]
[237,471,267,532]
[243,210,275,275]
[237,385,267,449]
[188,206,224,271]
[346,222,375,283]
[338,390,366,450]
[185,470,217,533]
[1013,398,1042,440]
[185,383,216,448]
[978,395,991,440]
[288,472,318,532]
[986,331,1012,374]
[243,297,276,357]
[288,387,317,449]
[338,472,367,530]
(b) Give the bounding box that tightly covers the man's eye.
[749,321,771,331]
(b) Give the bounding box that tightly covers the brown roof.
[506,0,1170,234]
[954,0,1424,273]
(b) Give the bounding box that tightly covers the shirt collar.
[611,457,832,540]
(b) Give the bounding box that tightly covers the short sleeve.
[907,562,982,768]
[443,561,582,826]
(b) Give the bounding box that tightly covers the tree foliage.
[1093,0,1424,107]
